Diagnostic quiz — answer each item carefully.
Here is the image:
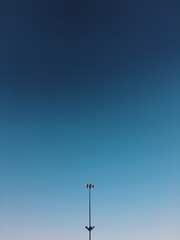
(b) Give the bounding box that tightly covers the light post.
[85,183,95,240]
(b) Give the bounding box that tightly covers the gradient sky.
[0,1,180,240]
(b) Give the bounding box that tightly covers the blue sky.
[0,0,180,239]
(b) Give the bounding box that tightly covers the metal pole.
[85,183,95,240]
[89,186,91,240]
[89,187,91,240]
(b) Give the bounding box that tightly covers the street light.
[85,183,95,240]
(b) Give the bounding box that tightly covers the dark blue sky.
[1,1,180,240]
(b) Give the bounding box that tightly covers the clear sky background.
[0,0,180,240]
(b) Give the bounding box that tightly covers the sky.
[0,0,180,240]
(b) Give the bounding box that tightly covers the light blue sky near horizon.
[1,68,180,240]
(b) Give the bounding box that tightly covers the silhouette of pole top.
[86,183,94,188]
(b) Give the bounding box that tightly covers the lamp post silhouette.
[85,183,95,240]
